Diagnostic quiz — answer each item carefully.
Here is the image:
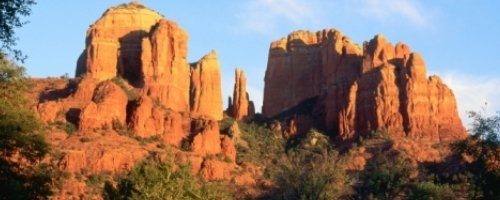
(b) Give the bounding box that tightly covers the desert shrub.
[103,159,232,200]
[236,121,286,168]
[408,181,454,200]
[357,150,416,199]
[111,77,138,101]
[273,149,352,199]
[54,121,77,135]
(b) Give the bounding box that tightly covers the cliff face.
[190,51,224,120]
[34,4,233,198]
[263,29,466,142]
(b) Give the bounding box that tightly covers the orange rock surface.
[76,3,163,82]
[128,94,190,146]
[140,19,191,112]
[189,50,224,120]
[230,69,254,120]
[78,81,128,131]
[190,119,222,156]
[263,29,466,142]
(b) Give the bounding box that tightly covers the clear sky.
[16,0,500,126]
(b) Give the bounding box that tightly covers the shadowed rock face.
[263,29,466,142]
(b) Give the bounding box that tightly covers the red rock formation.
[77,3,163,82]
[78,81,128,131]
[263,29,466,142]
[221,135,237,162]
[230,69,254,120]
[140,19,190,112]
[57,132,149,174]
[200,158,232,181]
[128,94,190,146]
[189,50,223,120]
[29,3,239,198]
[190,119,222,156]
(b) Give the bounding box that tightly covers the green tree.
[104,158,232,200]
[357,151,416,199]
[408,182,454,200]
[451,111,500,199]
[0,56,51,199]
[0,0,36,61]
[273,130,353,200]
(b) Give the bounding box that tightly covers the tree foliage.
[273,130,353,200]
[104,158,232,200]
[0,56,51,199]
[0,0,36,61]
[451,111,500,199]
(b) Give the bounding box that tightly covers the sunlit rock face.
[263,29,466,142]
[189,50,224,120]
[34,2,233,182]
[229,68,255,121]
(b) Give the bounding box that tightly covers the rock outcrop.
[76,3,163,82]
[190,51,224,120]
[263,29,466,142]
[78,81,128,131]
[32,2,234,185]
[140,19,191,112]
[229,69,255,120]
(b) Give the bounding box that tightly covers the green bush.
[0,56,52,199]
[409,182,454,200]
[449,111,500,199]
[236,121,286,167]
[103,159,232,200]
[54,121,77,135]
[273,149,352,200]
[357,151,416,199]
[111,77,138,101]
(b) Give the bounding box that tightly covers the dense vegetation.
[103,155,232,200]
[0,56,52,199]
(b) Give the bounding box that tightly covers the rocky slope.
[263,29,466,142]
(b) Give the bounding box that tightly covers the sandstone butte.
[27,2,472,199]
[32,3,237,196]
[228,68,256,120]
[263,29,467,142]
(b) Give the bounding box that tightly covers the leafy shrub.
[409,182,454,200]
[103,159,232,200]
[111,77,138,101]
[236,121,286,164]
[357,150,416,199]
[54,121,77,135]
[273,148,352,200]
[449,111,500,199]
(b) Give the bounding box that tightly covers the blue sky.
[16,0,500,126]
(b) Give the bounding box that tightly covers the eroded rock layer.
[263,29,466,142]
